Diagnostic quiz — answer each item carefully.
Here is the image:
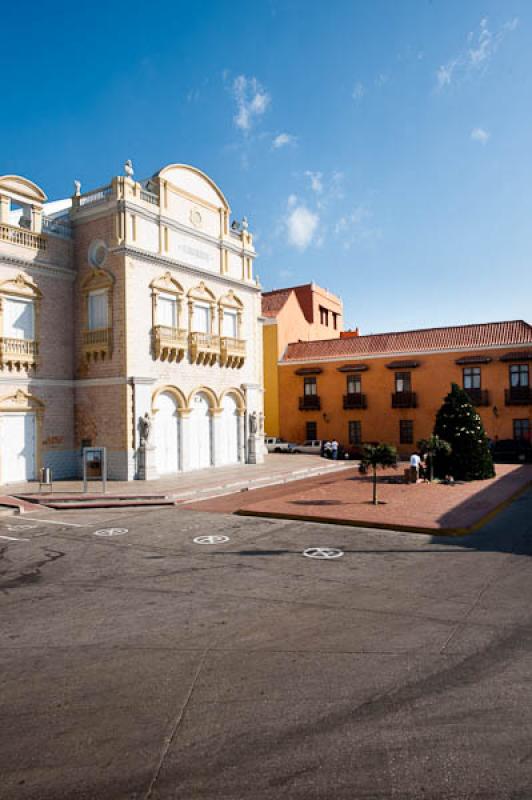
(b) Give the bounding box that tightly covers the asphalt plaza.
[1,491,532,799]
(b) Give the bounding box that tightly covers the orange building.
[262,282,343,436]
[278,320,532,455]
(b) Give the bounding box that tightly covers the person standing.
[409,451,421,482]
[331,439,339,460]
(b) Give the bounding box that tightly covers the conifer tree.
[433,383,495,481]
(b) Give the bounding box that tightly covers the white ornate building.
[0,163,264,483]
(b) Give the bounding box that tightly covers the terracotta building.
[262,283,342,436]
[278,320,532,455]
[0,164,264,483]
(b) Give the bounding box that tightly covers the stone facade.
[0,165,264,483]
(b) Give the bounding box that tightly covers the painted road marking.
[24,517,85,527]
[94,528,129,537]
[0,535,29,542]
[193,535,230,545]
[6,524,37,531]
[303,547,344,560]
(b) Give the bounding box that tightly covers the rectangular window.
[3,296,34,339]
[306,421,317,440]
[510,364,529,388]
[395,372,411,392]
[88,290,108,330]
[222,310,238,338]
[319,306,329,326]
[193,303,211,334]
[513,419,530,441]
[349,420,362,445]
[347,374,361,394]
[332,312,339,330]
[157,293,177,328]
[463,367,481,389]
[399,420,414,444]
[304,377,317,396]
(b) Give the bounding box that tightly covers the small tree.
[433,383,495,481]
[417,435,452,482]
[360,443,398,504]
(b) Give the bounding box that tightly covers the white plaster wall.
[136,217,159,253]
[162,167,225,208]
[168,229,219,273]
[166,193,220,239]
[227,251,243,280]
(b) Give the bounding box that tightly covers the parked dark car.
[491,439,532,464]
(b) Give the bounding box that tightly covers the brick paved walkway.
[184,463,532,535]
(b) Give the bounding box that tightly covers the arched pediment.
[0,273,42,299]
[81,268,114,293]
[219,387,246,411]
[150,272,184,296]
[152,385,187,412]
[0,389,44,413]
[219,290,243,310]
[187,386,219,410]
[0,175,47,205]
[187,282,216,305]
[154,164,230,210]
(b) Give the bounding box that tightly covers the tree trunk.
[372,465,377,504]
[429,454,434,482]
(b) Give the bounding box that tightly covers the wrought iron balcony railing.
[392,391,417,408]
[343,392,367,409]
[299,395,321,410]
[465,388,490,406]
[505,386,532,405]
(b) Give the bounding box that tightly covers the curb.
[235,480,532,538]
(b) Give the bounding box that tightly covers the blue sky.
[2,0,531,333]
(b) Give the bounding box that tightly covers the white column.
[179,410,193,472]
[238,412,246,463]
[211,410,224,467]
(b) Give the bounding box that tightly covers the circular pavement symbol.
[193,535,230,545]
[94,528,129,537]
[303,547,344,560]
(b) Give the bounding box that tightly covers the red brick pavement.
[183,463,532,535]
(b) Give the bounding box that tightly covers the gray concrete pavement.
[1,489,531,799]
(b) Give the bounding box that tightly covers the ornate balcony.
[152,325,187,362]
[189,331,220,365]
[299,395,321,410]
[505,386,532,405]
[343,392,367,409]
[0,337,38,371]
[392,391,417,408]
[220,336,246,368]
[0,223,46,251]
[465,388,490,406]
[82,327,112,362]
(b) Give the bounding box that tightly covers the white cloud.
[231,74,271,132]
[287,193,298,208]
[436,17,518,89]
[334,206,381,250]
[272,132,297,149]
[286,204,319,250]
[352,82,365,101]
[305,170,323,194]
[471,127,490,144]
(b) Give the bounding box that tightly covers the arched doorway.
[221,393,240,465]
[154,391,180,474]
[188,392,212,470]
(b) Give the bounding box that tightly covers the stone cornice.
[0,252,76,281]
[114,245,261,294]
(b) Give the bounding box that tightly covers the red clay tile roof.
[261,289,293,318]
[282,320,532,362]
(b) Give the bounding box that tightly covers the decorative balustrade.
[0,337,38,370]
[42,216,72,239]
[153,325,187,362]
[79,185,113,207]
[189,331,220,365]
[140,189,159,206]
[220,336,246,368]
[82,327,112,361]
[0,223,46,251]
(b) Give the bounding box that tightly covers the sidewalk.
[5,454,350,508]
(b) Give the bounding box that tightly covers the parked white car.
[264,436,296,453]
[292,439,323,455]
